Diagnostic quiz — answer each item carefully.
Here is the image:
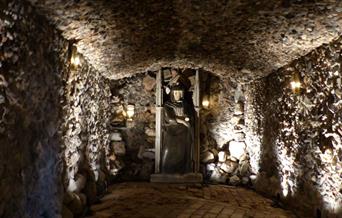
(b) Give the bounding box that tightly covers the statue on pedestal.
[161,73,195,174]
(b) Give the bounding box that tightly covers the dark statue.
[161,74,195,174]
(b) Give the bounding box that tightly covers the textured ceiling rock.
[27,0,342,80]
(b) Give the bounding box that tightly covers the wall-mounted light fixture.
[126,104,135,121]
[202,95,210,109]
[70,45,81,69]
[290,72,302,94]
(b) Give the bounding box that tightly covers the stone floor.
[86,182,296,218]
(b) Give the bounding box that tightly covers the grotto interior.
[1,0,342,218]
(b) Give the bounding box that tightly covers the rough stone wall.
[201,78,252,186]
[27,0,342,80]
[108,72,157,181]
[61,56,112,216]
[0,1,68,217]
[246,38,342,217]
[245,82,266,177]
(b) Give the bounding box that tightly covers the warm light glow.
[290,81,301,90]
[70,45,81,69]
[71,55,80,67]
[290,72,302,94]
[202,96,210,109]
[229,141,246,159]
[276,139,298,198]
[126,104,135,120]
[122,110,127,117]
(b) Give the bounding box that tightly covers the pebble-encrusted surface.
[245,37,342,217]
[0,1,68,217]
[1,1,115,217]
[108,73,156,181]
[27,0,342,80]
[61,57,113,217]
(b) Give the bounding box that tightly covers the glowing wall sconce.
[202,95,210,109]
[70,45,81,69]
[126,104,135,121]
[290,72,302,94]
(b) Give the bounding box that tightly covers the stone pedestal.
[150,173,203,183]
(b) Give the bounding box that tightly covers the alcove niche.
[107,68,253,186]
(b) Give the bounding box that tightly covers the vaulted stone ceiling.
[28,0,342,80]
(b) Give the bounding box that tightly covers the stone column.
[154,69,163,173]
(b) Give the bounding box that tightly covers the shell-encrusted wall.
[0,1,68,217]
[61,58,112,216]
[246,37,342,217]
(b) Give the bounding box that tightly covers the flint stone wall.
[61,57,112,216]
[27,0,342,80]
[1,1,113,217]
[246,37,342,217]
[108,72,157,181]
[0,1,68,217]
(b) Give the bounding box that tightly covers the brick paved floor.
[86,182,296,218]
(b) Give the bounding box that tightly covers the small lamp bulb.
[126,104,135,121]
[70,45,81,69]
[202,96,210,109]
[290,72,302,94]
[73,55,80,67]
[290,81,301,89]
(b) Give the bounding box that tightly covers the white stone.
[234,102,244,115]
[143,75,156,91]
[239,153,249,161]
[234,84,243,103]
[250,175,257,181]
[218,151,227,162]
[145,128,156,137]
[206,163,216,171]
[67,152,81,168]
[109,153,116,161]
[67,174,86,193]
[250,175,257,185]
[229,141,246,160]
[220,163,230,173]
[221,160,238,173]
[231,115,241,125]
[110,132,122,141]
[210,168,227,183]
